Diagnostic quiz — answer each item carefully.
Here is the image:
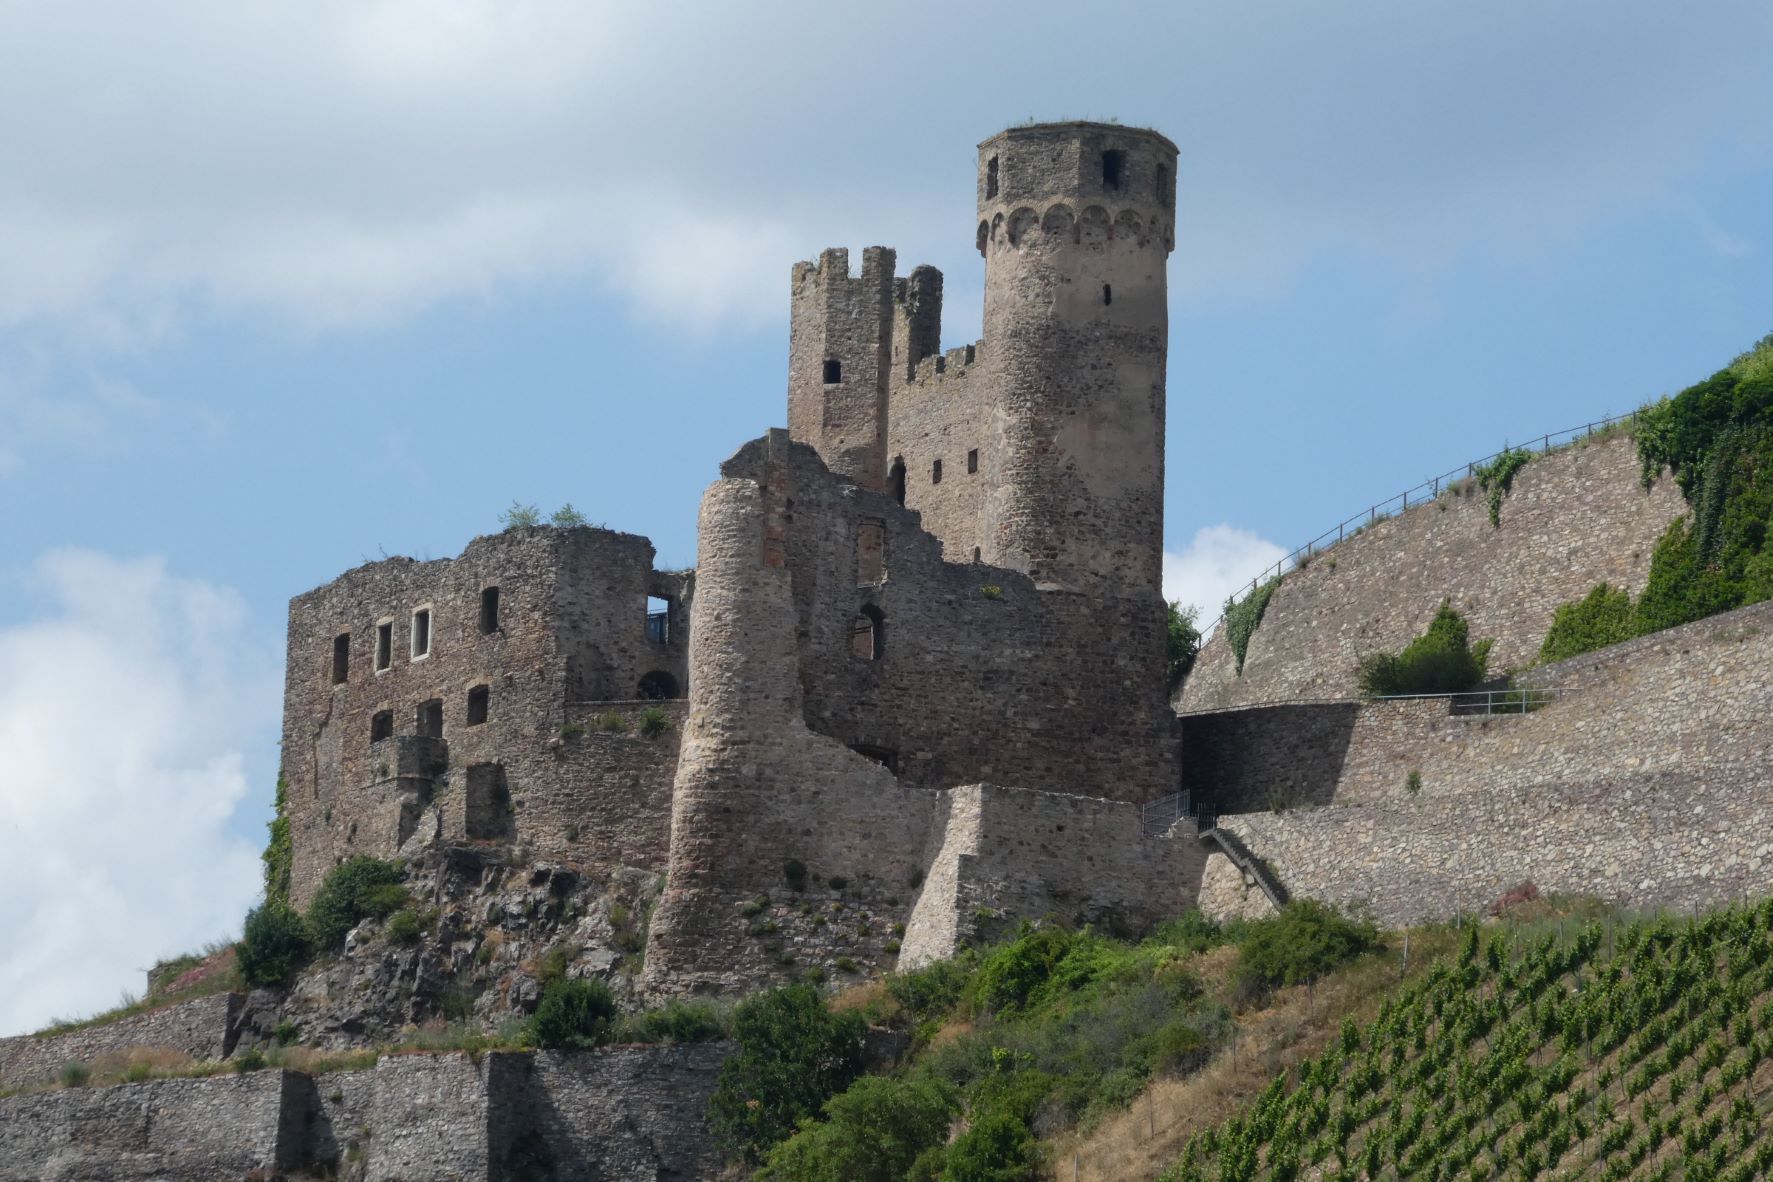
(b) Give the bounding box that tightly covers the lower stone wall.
[1198,600,1773,923]
[0,992,241,1091]
[0,1046,729,1182]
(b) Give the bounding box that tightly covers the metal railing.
[1141,792,1186,837]
[646,611,669,645]
[1201,411,1639,635]
[1371,687,1561,715]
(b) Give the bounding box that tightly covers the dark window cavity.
[376,622,392,671]
[1103,284,1112,306]
[331,633,350,685]
[1102,150,1125,190]
[1156,162,1168,198]
[370,710,394,743]
[479,586,500,634]
[967,448,979,474]
[888,458,907,506]
[850,604,885,661]
[972,547,981,563]
[638,670,679,700]
[466,684,490,726]
[850,744,899,775]
[464,764,513,841]
[931,458,943,485]
[822,358,842,384]
[985,155,999,199]
[856,519,885,585]
[411,609,431,659]
[646,595,670,644]
[416,699,444,738]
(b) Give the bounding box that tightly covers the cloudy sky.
[2,0,1770,1035]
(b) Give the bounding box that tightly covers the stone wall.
[888,341,992,565]
[1180,432,1686,711]
[1199,599,1773,924]
[0,1047,728,1181]
[0,993,240,1090]
[283,527,689,905]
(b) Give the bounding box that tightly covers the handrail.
[1198,411,1640,636]
[1200,827,1289,910]
[1176,687,1565,718]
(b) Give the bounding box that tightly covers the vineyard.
[1159,901,1773,1181]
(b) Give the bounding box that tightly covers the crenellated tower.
[787,247,896,490]
[975,122,1177,597]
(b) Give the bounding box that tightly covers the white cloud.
[1163,524,1289,625]
[0,550,278,1037]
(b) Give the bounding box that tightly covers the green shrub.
[757,1074,959,1182]
[1151,910,1229,954]
[233,1047,268,1073]
[972,927,1073,1015]
[594,710,628,733]
[306,857,406,951]
[621,999,727,1044]
[550,503,588,528]
[261,772,292,906]
[59,1062,90,1088]
[887,958,969,1024]
[1474,446,1533,527]
[1232,900,1381,1002]
[1166,601,1201,689]
[1223,579,1279,676]
[709,983,868,1163]
[1633,517,1743,635]
[499,501,541,528]
[385,907,430,947]
[528,978,617,1049]
[942,1109,1040,1182]
[237,901,310,987]
[273,1021,298,1047]
[1538,582,1635,663]
[1356,599,1492,697]
[639,706,671,737]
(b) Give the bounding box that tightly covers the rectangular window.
[411,608,431,660]
[931,458,943,485]
[370,710,394,743]
[479,586,500,634]
[986,155,999,199]
[465,764,513,840]
[967,449,979,474]
[375,622,393,671]
[331,633,350,685]
[856,519,885,585]
[467,684,490,726]
[1102,149,1125,190]
[646,595,670,644]
[416,699,444,738]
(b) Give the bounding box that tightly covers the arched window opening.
[370,710,394,743]
[888,458,906,506]
[822,358,842,384]
[638,670,679,700]
[851,605,885,661]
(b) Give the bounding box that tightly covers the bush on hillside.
[237,901,310,987]
[306,856,406,951]
[619,998,726,1044]
[756,1074,959,1182]
[942,1109,1042,1182]
[971,926,1073,1015]
[528,978,617,1049]
[1356,599,1492,698]
[709,983,869,1163]
[1537,582,1635,664]
[1232,900,1382,1003]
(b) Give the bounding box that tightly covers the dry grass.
[828,979,888,1015]
[1047,929,1459,1182]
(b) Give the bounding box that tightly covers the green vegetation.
[238,901,310,987]
[306,857,407,951]
[639,705,672,737]
[1538,582,1636,663]
[710,983,870,1164]
[385,906,433,947]
[262,772,292,906]
[757,1075,959,1182]
[1224,579,1279,676]
[619,998,728,1044]
[1474,446,1534,527]
[499,501,542,528]
[528,978,618,1049]
[1228,900,1380,1005]
[1159,897,1773,1181]
[595,709,629,733]
[1167,601,1202,689]
[550,503,589,528]
[1356,600,1493,698]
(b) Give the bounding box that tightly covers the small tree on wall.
[1356,600,1493,698]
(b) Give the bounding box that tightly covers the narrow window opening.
[331,633,350,685]
[1156,162,1168,198]
[822,358,842,384]
[856,519,886,585]
[850,604,885,661]
[464,764,514,841]
[466,685,490,726]
[888,458,906,506]
[411,609,431,660]
[985,155,999,199]
[972,547,982,563]
[967,448,979,474]
[1102,150,1125,190]
[638,671,679,700]
[416,699,444,739]
[1103,284,1112,306]
[375,622,392,671]
[479,586,500,634]
[931,458,943,485]
[370,710,394,743]
[646,595,670,644]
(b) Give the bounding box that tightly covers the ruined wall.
[1181,432,1686,710]
[0,993,240,1091]
[788,246,895,489]
[1200,599,1773,924]
[283,527,689,905]
[888,342,993,564]
[0,1048,727,1182]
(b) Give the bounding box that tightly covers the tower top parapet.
[976,122,1177,220]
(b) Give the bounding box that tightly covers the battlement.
[790,244,897,288]
[908,341,983,385]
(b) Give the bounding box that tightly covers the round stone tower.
[976,121,1177,598]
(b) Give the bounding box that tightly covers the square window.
[467,685,490,726]
[370,710,393,743]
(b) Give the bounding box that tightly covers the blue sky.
[2,0,1771,1034]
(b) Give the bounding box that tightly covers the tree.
[709,984,868,1163]
[1166,601,1201,689]
[306,856,405,950]
[529,979,617,1048]
[237,901,309,987]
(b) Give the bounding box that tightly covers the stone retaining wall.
[0,993,240,1091]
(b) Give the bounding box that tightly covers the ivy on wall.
[1224,579,1279,676]
[1473,447,1533,527]
[262,771,292,906]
